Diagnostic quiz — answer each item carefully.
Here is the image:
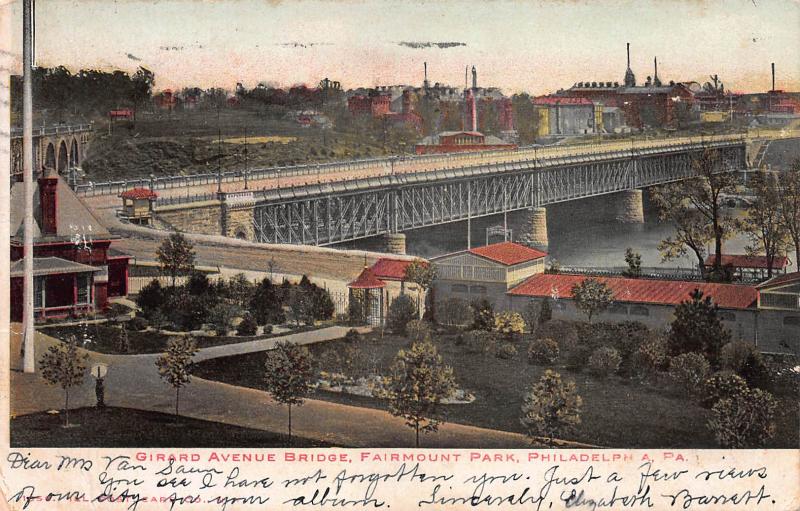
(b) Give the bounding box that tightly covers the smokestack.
[654,57,658,79]
[627,43,630,68]
[772,62,775,91]
[424,62,427,81]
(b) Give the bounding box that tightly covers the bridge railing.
[73,133,746,197]
[11,123,94,138]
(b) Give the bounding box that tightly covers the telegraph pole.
[22,0,36,373]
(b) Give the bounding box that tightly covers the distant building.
[704,254,789,282]
[348,92,391,117]
[9,170,130,321]
[533,97,598,136]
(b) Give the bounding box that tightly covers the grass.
[11,407,330,448]
[192,328,800,449]
[39,323,320,355]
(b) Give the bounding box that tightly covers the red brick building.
[9,170,130,321]
[348,92,391,117]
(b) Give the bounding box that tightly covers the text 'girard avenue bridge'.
[80,134,749,253]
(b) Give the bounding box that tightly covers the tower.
[471,65,477,90]
[423,62,430,90]
[466,89,477,132]
[624,43,636,87]
[653,56,662,87]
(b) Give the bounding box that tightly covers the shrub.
[236,314,258,336]
[527,338,560,365]
[496,343,518,360]
[588,346,622,378]
[537,320,578,353]
[438,298,472,327]
[387,295,418,335]
[565,345,593,372]
[720,341,759,373]
[631,335,668,376]
[493,312,525,338]
[668,353,712,395]
[708,387,777,448]
[521,301,540,334]
[116,327,130,353]
[668,289,731,363]
[740,351,772,390]
[701,371,749,408]
[136,279,167,319]
[462,330,496,355]
[539,298,552,324]
[262,324,273,335]
[250,278,284,326]
[208,303,239,336]
[344,328,361,343]
[520,370,582,445]
[406,319,432,341]
[126,316,149,331]
[470,299,495,331]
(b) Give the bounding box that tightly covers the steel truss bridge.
[250,137,746,246]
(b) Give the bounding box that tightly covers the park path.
[11,325,535,448]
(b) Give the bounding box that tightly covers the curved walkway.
[11,326,539,448]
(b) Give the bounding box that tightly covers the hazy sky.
[8,0,800,94]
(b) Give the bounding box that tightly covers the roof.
[348,266,386,289]
[438,131,484,137]
[619,84,689,95]
[10,257,101,278]
[371,258,422,281]
[508,273,758,310]
[757,272,800,290]
[704,254,789,270]
[10,173,112,243]
[468,242,548,266]
[120,188,158,200]
[534,96,594,106]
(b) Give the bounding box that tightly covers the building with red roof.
[119,188,158,225]
[432,241,547,309]
[703,254,789,281]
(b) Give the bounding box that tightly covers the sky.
[7,0,800,95]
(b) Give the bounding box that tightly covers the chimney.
[627,43,630,68]
[471,65,477,90]
[772,62,775,91]
[466,89,477,132]
[38,170,58,236]
[654,57,658,79]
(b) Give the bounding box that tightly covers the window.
[784,316,800,327]
[718,311,736,322]
[451,284,468,293]
[77,274,91,304]
[470,285,487,295]
[33,277,44,308]
[629,305,650,317]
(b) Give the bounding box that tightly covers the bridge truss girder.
[252,144,746,246]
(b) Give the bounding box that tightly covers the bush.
[708,387,777,448]
[527,338,560,365]
[116,327,130,353]
[387,295,418,335]
[520,370,582,445]
[496,343,518,360]
[720,341,759,373]
[701,371,749,408]
[493,312,525,338]
[208,303,239,336]
[344,328,361,343]
[236,314,258,336]
[438,298,472,327]
[462,330,496,355]
[521,301,540,334]
[470,299,495,331]
[739,351,771,390]
[262,324,273,335]
[136,279,167,319]
[537,320,578,353]
[631,334,668,376]
[126,316,149,331]
[406,319,432,341]
[565,345,593,372]
[588,346,622,378]
[668,353,712,395]
[539,298,552,324]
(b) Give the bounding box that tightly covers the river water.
[404,205,795,272]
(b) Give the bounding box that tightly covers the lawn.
[12,407,330,448]
[39,323,320,355]
[192,329,800,449]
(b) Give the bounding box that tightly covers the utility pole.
[22,0,36,373]
[243,127,249,190]
[217,105,222,194]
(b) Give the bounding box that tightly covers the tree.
[156,232,196,287]
[539,298,552,324]
[287,287,313,326]
[521,300,540,333]
[226,273,255,309]
[208,303,239,336]
[742,173,789,278]
[383,339,456,447]
[669,289,731,363]
[470,298,495,331]
[776,159,800,268]
[404,260,437,318]
[155,337,198,420]
[651,149,739,280]
[520,370,582,445]
[571,278,614,323]
[387,294,418,335]
[250,278,284,325]
[136,279,168,319]
[623,248,642,278]
[39,336,88,427]
[263,341,314,441]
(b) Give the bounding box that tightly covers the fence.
[555,266,705,281]
[11,123,93,138]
